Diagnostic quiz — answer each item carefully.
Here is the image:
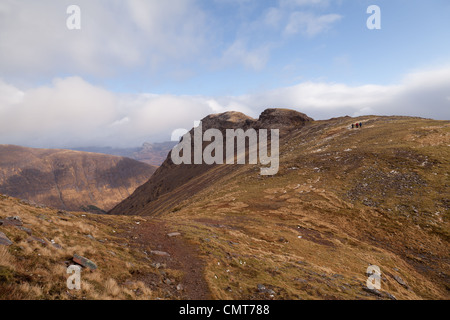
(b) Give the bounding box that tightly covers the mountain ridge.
[107,109,449,299]
[0,145,157,212]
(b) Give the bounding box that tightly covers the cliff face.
[0,145,157,212]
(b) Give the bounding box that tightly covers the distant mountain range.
[0,145,157,212]
[72,141,177,166]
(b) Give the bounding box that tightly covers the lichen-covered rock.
[73,254,97,270]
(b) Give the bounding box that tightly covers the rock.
[0,232,13,246]
[294,278,308,284]
[26,236,47,246]
[257,284,266,293]
[176,284,184,291]
[332,274,345,280]
[257,108,313,129]
[167,232,181,238]
[52,243,62,249]
[385,292,397,300]
[16,226,32,235]
[150,250,170,257]
[0,216,23,227]
[362,287,383,297]
[362,287,397,300]
[7,216,22,222]
[393,275,409,289]
[135,288,143,296]
[73,254,98,270]
[164,279,172,285]
[278,237,288,243]
[151,262,166,269]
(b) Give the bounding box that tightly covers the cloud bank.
[0,0,344,77]
[0,0,209,78]
[0,67,448,148]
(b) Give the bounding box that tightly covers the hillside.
[0,194,206,300]
[109,109,450,300]
[0,109,448,300]
[0,145,157,212]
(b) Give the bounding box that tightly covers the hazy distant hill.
[0,145,157,212]
[73,141,177,166]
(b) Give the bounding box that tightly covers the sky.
[0,0,449,148]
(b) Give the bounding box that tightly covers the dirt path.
[133,220,211,300]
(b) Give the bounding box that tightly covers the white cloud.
[221,39,271,71]
[285,12,342,36]
[0,0,208,78]
[0,67,448,148]
[0,0,345,77]
[280,0,331,8]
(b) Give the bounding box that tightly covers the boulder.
[150,250,170,257]
[0,232,12,246]
[73,254,98,270]
[0,216,23,227]
[167,232,181,238]
[17,226,32,235]
[26,236,47,246]
[393,275,409,289]
[257,284,266,293]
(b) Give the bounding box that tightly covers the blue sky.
[0,0,449,147]
[79,0,450,95]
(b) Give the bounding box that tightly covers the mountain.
[73,141,177,166]
[109,109,314,217]
[0,145,157,212]
[108,109,450,299]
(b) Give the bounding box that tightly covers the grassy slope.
[0,195,193,300]
[1,115,448,300]
[155,116,449,300]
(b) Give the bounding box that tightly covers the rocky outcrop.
[256,108,313,129]
[109,108,313,216]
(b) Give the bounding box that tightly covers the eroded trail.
[133,220,211,300]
